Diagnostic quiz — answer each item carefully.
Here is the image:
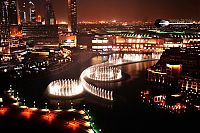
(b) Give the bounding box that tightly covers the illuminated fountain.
[88,66,122,81]
[123,54,143,61]
[83,80,113,100]
[48,79,83,97]
[46,53,159,101]
[108,54,143,64]
[80,70,113,101]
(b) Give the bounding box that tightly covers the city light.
[21,108,33,119]
[0,0,200,132]
[0,107,8,116]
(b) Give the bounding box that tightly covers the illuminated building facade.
[0,0,26,55]
[166,64,182,78]
[147,68,167,84]
[18,0,36,24]
[0,0,10,48]
[45,0,56,25]
[77,29,200,54]
[59,34,77,47]
[29,0,36,23]
[147,63,182,86]
[147,47,200,92]
[67,0,77,34]
[19,2,27,24]
[114,33,164,53]
[180,76,200,95]
[91,34,114,54]
[22,24,59,49]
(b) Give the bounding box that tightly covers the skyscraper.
[45,0,56,25]
[19,2,27,24]
[29,0,36,23]
[67,0,77,34]
[0,0,10,47]
[8,0,18,25]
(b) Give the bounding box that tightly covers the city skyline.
[31,0,200,22]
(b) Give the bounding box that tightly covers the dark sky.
[33,0,200,22]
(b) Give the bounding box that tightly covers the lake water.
[1,53,199,133]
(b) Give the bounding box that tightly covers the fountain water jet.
[48,79,83,97]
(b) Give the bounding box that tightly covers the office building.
[45,0,56,25]
[0,0,10,48]
[29,0,36,23]
[67,0,77,33]
[19,2,27,24]
[8,0,18,25]
[22,24,59,49]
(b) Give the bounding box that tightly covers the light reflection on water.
[2,52,199,133]
[5,53,159,109]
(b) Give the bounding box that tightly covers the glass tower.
[45,0,56,25]
[67,0,77,34]
[29,0,36,23]
[8,0,18,25]
[0,0,10,47]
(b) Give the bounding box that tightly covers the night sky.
[33,0,200,22]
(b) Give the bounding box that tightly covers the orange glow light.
[10,32,22,38]
[42,112,55,124]
[67,120,79,130]
[21,108,33,119]
[0,107,8,116]
[69,121,79,130]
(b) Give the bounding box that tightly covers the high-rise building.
[8,0,18,25]
[19,2,27,24]
[22,24,59,49]
[67,0,77,34]
[29,0,36,23]
[0,0,10,47]
[45,0,56,25]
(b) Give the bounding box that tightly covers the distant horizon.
[56,18,199,23]
[21,0,200,22]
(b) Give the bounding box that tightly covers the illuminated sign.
[92,40,109,44]
[92,45,112,49]
[64,40,74,43]
[62,35,77,47]
[154,95,166,103]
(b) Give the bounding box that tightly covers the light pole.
[71,102,73,109]
[57,102,60,110]
[45,102,48,109]
[23,99,26,106]
[33,101,36,108]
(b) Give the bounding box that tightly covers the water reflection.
[46,53,161,108]
[4,53,160,109]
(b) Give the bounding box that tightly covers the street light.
[23,99,26,106]
[58,102,60,110]
[33,101,36,108]
[71,102,73,109]
[83,104,85,110]
[45,102,48,109]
